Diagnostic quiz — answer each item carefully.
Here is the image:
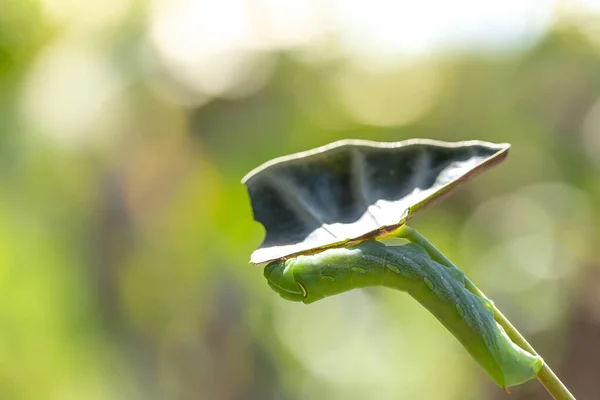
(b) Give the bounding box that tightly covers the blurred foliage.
[2,1,600,400]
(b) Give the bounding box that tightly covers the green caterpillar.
[264,239,543,389]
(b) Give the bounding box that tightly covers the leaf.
[242,139,510,264]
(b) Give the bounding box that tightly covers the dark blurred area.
[2,1,600,399]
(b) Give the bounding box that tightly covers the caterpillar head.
[264,259,307,302]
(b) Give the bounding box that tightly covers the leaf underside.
[242,139,510,264]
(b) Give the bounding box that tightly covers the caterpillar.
[264,239,543,389]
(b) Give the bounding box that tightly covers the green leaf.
[242,139,510,264]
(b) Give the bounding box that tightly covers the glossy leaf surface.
[243,139,510,264]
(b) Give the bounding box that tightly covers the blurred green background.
[2,1,600,399]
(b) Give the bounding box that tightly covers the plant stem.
[395,225,575,400]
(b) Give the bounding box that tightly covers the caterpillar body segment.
[264,239,543,388]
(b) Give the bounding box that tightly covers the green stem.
[395,225,575,400]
